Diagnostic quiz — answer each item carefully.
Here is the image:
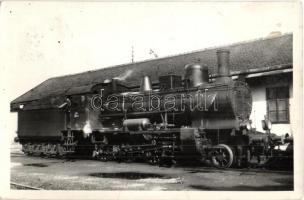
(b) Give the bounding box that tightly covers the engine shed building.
[11,33,293,137]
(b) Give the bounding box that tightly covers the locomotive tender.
[11,50,278,168]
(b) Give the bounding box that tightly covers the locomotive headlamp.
[83,121,92,138]
[245,122,252,130]
[240,120,252,130]
[268,120,272,130]
[262,117,272,131]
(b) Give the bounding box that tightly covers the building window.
[266,87,289,123]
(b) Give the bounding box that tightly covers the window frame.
[266,86,290,124]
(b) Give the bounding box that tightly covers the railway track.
[10,182,43,190]
[11,152,293,190]
[11,150,292,173]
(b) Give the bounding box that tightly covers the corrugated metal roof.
[11,33,292,105]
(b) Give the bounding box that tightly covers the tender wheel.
[56,144,65,157]
[100,154,108,162]
[150,156,159,165]
[211,144,234,169]
[145,151,159,165]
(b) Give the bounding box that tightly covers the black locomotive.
[12,50,286,168]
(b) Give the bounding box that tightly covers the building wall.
[288,81,294,136]
[248,73,293,136]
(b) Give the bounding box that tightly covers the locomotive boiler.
[13,49,281,168]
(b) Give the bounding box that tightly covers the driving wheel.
[211,144,234,169]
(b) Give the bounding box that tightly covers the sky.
[0,0,300,191]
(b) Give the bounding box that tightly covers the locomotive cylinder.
[184,64,209,87]
[123,118,151,131]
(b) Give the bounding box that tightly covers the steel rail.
[10,182,43,190]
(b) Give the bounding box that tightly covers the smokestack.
[140,76,152,92]
[216,49,231,83]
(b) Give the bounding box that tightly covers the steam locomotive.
[13,50,284,168]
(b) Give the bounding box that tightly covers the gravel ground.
[11,148,293,191]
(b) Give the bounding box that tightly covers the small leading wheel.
[211,144,234,169]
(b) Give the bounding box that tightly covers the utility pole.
[131,46,134,63]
